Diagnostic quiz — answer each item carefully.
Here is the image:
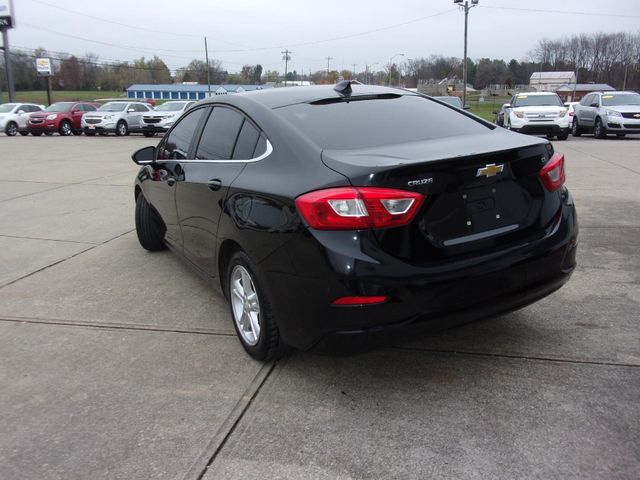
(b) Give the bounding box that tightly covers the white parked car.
[140,101,195,137]
[81,101,153,136]
[503,92,570,140]
[0,103,45,136]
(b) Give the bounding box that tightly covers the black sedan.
[132,83,578,360]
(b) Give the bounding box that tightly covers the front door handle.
[207,179,222,191]
[167,177,176,187]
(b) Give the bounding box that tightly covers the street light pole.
[455,0,478,108]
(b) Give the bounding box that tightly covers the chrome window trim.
[176,139,273,164]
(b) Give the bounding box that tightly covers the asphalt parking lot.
[1,133,639,480]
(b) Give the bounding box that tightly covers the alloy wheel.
[6,122,18,136]
[230,265,261,346]
[60,122,71,136]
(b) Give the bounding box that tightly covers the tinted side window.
[84,104,97,111]
[29,105,42,112]
[135,104,149,112]
[232,120,260,159]
[195,107,244,160]
[253,135,267,158]
[158,107,206,160]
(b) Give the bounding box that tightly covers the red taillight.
[295,187,424,230]
[332,295,389,306]
[539,153,565,192]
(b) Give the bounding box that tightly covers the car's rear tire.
[557,132,569,141]
[31,132,42,136]
[85,131,96,136]
[72,129,82,136]
[227,251,289,361]
[135,194,166,251]
[571,118,582,137]
[594,118,606,139]
[19,131,29,136]
[5,121,18,136]
[143,131,156,138]
[115,121,128,136]
[59,120,72,136]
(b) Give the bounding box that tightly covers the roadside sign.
[36,57,52,76]
[0,0,14,29]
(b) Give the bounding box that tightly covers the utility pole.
[282,49,291,87]
[1,29,16,102]
[352,63,357,80]
[388,53,404,86]
[204,36,211,97]
[455,0,478,108]
[326,56,333,78]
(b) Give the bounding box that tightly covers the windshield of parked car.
[155,102,186,111]
[275,94,490,150]
[0,103,18,113]
[512,94,563,107]
[45,102,75,112]
[98,102,127,112]
[601,93,640,106]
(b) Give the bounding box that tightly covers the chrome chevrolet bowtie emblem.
[634,113,640,118]
[477,163,504,178]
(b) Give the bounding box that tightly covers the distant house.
[126,83,271,101]
[555,83,615,102]
[529,72,576,92]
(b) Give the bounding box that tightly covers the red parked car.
[27,101,99,136]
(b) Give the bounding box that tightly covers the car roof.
[208,84,418,109]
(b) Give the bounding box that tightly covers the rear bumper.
[261,197,578,351]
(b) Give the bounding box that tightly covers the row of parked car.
[494,90,640,140]
[0,99,195,137]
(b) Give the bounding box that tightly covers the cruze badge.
[477,163,504,178]
[407,177,433,186]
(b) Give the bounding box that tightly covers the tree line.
[1,31,638,93]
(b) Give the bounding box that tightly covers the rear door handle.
[207,179,222,191]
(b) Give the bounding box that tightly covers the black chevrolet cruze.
[132,83,578,360]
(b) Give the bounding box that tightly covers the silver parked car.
[572,91,640,138]
[0,103,45,136]
[140,101,195,137]
[81,101,153,136]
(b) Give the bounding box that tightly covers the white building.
[529,72,576,92]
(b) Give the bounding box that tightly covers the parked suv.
[503,92,570,140]
[82,101,153,136]
[572,91,640,138]
[140,101,194,137]
[27,102,98,136]
[0,103,44,136]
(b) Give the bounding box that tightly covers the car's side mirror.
[503,103,511,109]
[71,109,80,113]
[132,146,156,165]
[127,108,135,113]
[17,109,25,114]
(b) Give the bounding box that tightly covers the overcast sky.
[4,0,640,74]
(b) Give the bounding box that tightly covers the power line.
[25,0,253,49]
[479,5,640,19]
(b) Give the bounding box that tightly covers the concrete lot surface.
[1,134,639,479]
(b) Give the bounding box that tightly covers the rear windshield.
[45,102,74,112]
[275,95,490,150]
[98,102,127,112]
[156,102,187,111]
[512,94,563,107]
[601,93,640,106]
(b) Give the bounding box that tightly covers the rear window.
[274,95,490,150]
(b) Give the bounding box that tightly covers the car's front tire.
[571,118,582,137]
[84,131,96,136]
[143,131,156,138]
[5,121,18,136]
[115,121,128,136]
[31,131,42,136]
[135,194,166,251]
[594,118,606,139]
[19,131,29,136]
[59,120,72,136]
[227,251,288,361]
[557,130,569,141]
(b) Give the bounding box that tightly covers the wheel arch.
[218,239,243,299]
